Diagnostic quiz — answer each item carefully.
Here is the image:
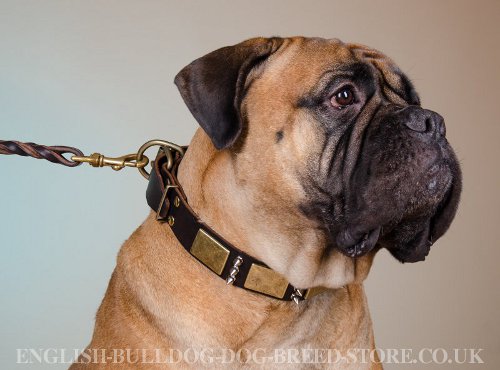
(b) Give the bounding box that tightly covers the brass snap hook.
[71,152,149,171]
[69,139,183,179]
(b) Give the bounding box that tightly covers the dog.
[70,37,461,369]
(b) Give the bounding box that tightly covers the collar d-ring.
[137,140,185,180]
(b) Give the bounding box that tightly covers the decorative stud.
[167,216,175,226]
[174,196,180,208]
[226,256,243,285]
[290,288,304,304]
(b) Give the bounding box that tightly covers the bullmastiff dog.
[71,37,461,369]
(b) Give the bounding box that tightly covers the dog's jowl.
[70,37,461,369]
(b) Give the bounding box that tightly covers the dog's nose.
[402,106,446,138]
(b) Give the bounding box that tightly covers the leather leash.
[0,140,84,167]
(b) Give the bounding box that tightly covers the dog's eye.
[331,87,355,109]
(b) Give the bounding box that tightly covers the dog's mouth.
[336,226,382,258]
[334,155,461,262]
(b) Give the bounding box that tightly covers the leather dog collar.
[146,148,325,303]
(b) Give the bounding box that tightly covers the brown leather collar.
[146,148,325,303]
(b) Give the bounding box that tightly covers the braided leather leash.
[0,140,84,167]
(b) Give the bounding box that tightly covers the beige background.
[0,0,498,368]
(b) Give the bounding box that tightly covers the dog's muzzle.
[335,105,462,262]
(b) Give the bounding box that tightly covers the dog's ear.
[174,37,283,149]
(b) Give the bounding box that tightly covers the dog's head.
[175,37,461,288]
